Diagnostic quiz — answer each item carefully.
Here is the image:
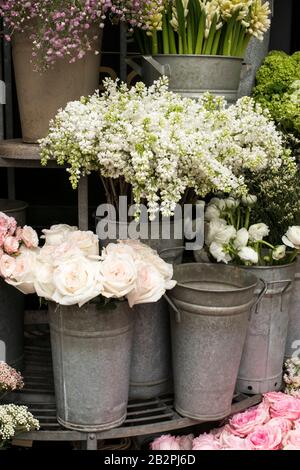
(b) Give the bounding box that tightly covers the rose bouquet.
[40,77,286,221]
[204,195,300,266]
[0,218,176,308]
[0,0,110,70]
[109,0,271,56]
[0,362,23,399]
[0,404,39,449]
[150,392,300,450]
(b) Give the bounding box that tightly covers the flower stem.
[152,30,158,55]
[162,13,170,54]
[195,11,205,54]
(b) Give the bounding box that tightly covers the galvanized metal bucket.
[236,263,296,395]
[0,200,28,370]
[286,260,300,359]
[166,263,258,421]
[127,55,243,103]
[129,247,184,400]
[129,299,172,400]
[48,301,133,431]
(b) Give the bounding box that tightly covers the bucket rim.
[240,261,296,271]
[141,54,244,61]
[173,263,258,293]
[0,199,28,213]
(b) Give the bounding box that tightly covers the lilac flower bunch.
[0,0,111,70]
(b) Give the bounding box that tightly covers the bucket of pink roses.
[0,0,109,143]
[203,195,299,395]
[0,222,176,431]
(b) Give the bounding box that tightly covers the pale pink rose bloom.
[264,391,290,405]
[283,444,299,450]
[0,232,5,248]
[5,247,38,294]
[282,430,300,449]
[0,212,10,233]
[0,254,16,278]
[126,261,166,307]
[192,434,222,450]
[219,425,250,450]
[265,417,293,436]
[21,225,39,248]
[66,230,99,256]
[245,425,282,450]
[228,401,270,437]
[151,435,181,450]
[100,252,137,299]
[41,224,78,246]
[7,216,17,235]
[3,236,19,255]
[268,395,300,420]
[15,227,23,241]
[0,247,3,257]
[178,434,194,450]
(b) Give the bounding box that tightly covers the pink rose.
[283,430,300,450]
[283,444,299,450]
[151,435,181,450]
[192,434,222,450]
[0,254,16,278]
[126,261,166,307]
[219,425,250,450]
[0,212,10,234]
[228,402,270,437]
[0,232,5,248]
[265,417,293,436]
[293,419,300,430]
[267,395,300,420]
[15,227,23,241]
[178,434,194,450]
[245,425,282,450]
[21,225,39,248]
[7,216,17,235]
[3,236,20,255]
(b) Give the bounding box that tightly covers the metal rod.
[77,176,89,230]
[119,22,127,82]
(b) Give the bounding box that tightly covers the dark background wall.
[0,0,299,231]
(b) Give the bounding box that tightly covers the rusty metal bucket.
[48,301,133,431]
[166,263,258,421]
[236,263,296,394]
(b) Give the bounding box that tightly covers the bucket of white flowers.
[0,223,176,431]
[203,195,299,395]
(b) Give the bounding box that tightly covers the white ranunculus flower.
[242,195,257,207]
[5,247,39,294]
[209,242,232,264]
[248,223,270,242]
[52,256,103,307]
[238,247,259,264]
[224,197,239,210]
[100,252,137,299]
[233,228,249,250]
[272,245,287,261]
[206,219,227,246]
[282,226,300,250]
[205,205,220,222]
[208,198,227,211]
[41,224,78,246]
[126,261,174,307]
[206,220,236,246]
[65,230,99,257]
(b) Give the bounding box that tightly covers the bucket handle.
[250,278,267,317]
[126,56,171,78]
[158,246,185,263]
[252,278,293,315]
[164,293,181,323]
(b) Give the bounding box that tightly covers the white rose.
[272,245,287,261]
[205,205,220,222]
[242,195,257,207]
[41,224,78,246]
[126,261,170,307]
[248,223,270,242]
[238,247,259,264]
[52,256,103,307]
[143,252,174,283]
[21,225,39,248]
[282,226,300,250]
[102,242,137,260]
[206,220,236,246]
[233,228,249,250]
[5,247,39,294]
[100,252,137,299]
[0,254,16,278]
[117,240,156,257]
[209,242,232,264]
[34,260,55,301]
[65,230,99,256]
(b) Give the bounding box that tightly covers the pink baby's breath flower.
[0,361,24,393]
